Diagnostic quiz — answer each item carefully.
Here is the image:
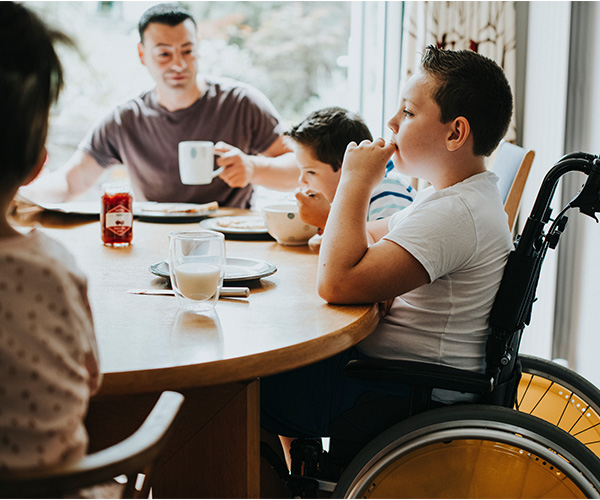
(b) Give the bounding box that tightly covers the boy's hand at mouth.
[341,138,397,190]
[295,189,330,230]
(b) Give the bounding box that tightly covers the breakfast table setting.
[9,194,380,498]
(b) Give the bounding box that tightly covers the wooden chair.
[408,141,534,232]
[0,391,184,499]
[490,141,535,232]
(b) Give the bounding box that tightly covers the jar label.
[106,205,133,235]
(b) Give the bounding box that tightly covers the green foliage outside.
[25,1,351,170]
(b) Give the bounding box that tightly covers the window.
[26,1,352,174]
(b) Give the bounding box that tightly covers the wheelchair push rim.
[333,405,600,499]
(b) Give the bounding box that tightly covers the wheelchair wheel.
[518,355,600,458]
[332,405,600,498]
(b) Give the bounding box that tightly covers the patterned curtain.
[400,1,517,142]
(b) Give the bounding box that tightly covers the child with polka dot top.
[0,2,102,476]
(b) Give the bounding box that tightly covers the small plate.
[149,257,277,284]
[30,200,218,223]
[134,201,217,223]
[200,216,268,235]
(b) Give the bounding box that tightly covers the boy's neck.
[430,155,486,191]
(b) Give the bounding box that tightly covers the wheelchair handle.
[487,152,599,381]
[518,153,599,257]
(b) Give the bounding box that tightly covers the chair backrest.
[0,391,184,499]
[490,141,535,232]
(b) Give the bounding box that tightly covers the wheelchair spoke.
[516,373,534,409]
[518,355,600,460]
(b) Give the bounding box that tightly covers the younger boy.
[261,46,514,448]
[289,107,414,231]
[0,2,102,476]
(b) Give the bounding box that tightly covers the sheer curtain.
[400,1,517,142]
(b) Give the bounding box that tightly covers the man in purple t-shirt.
[22,3,299,207]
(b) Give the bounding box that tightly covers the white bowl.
[262,204,319,246]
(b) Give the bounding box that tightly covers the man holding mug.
[22,3,299,208]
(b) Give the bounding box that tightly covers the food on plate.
[138,201,218,214]
[215,216,266,231]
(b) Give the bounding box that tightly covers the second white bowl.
[263,204,319,246]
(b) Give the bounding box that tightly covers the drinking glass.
[168,230,225,313]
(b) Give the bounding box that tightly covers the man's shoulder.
[205,75,254,94]
[111,89,155,114]
[95,90,157,129]
[204,75,270,104]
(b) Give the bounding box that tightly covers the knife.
[127,287,250,298]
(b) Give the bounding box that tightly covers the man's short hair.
[138,3,196,42]
[0,2,70,186]
[421,45,513,157]
[286,107,373,172]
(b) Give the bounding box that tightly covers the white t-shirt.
[358,171,513,376]
[0,230,100,471]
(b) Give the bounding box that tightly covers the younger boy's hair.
[286,107,373,172]
[421,45,513,157]
[0,2,71,187]
[138,3,196,42]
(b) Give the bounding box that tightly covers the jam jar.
[100,183,133,246]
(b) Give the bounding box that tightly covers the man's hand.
[295,189,330,230]
[215,141,256,188]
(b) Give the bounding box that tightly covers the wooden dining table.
[12,204,379,498]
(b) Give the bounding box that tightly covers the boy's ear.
[446,116,470,152]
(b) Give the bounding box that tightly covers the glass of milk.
[168,230,225,313]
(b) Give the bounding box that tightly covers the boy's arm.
[367,217,392,244]
[318,139,429,304]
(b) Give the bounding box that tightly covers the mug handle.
[211,150,224,178]
[211,166,224,178]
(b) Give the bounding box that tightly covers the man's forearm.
[19,168,72,202]
[251,152,300,191]
[19,150,104,203]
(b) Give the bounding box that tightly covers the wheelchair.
[262,152,600,498]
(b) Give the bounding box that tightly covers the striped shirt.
[368,161,414,221]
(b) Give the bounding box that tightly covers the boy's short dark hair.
[421,45,513,157]
[286,107,373,172]
[0,2,70,186]
[138,3,196,42]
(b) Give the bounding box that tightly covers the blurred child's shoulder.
[0,229,81,279]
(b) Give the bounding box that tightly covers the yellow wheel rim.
[357,439,586,498]
[518,373,600,457]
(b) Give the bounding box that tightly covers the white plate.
[200,216,268,235]
[149,257,277,284]
[134,202,217,222]
[30,200,217,222]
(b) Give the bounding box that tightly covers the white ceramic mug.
[168,230,226,313]
[178,141,224,185]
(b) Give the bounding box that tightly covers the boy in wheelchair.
[261,45,515,479]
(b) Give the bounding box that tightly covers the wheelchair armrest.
[346,359,494,394]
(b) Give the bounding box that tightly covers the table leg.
[86,380,260,498]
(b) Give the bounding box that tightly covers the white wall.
[518,2,572,359]
[567,2,600,387]
[522,2,600,388]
